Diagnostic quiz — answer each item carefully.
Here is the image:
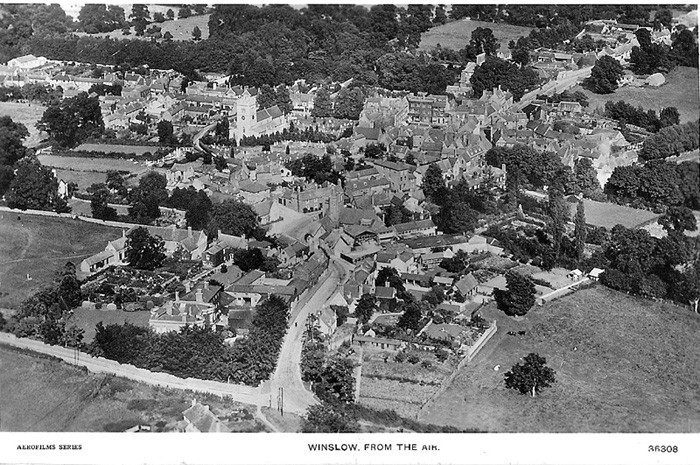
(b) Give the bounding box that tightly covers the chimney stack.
[185,282,191,293]
[204,281,209,290]
[196,289,203,303]
[188,226,193,238]
[175,291,179,302]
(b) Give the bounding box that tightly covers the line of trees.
[638,121,700,161]
[604,160,699,209]
[604,101,680,133]
[88,295,290,385]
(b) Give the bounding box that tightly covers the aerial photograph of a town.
[0,2,698,437]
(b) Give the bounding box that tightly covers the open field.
[53,169,106,191]
[0,214,123,309]
[419,19,532,52]
[68,308,151,344]
[75,14,210,42]
[0,101,46,147]
[576,66,700,124]
[74,143,159,156]
[419,286,700,432]
[38,155,148,174]
[0,345,263,432]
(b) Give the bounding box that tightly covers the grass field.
[38,155,148,174]
[0,345,263,432]
[0,101,46,147]
[75,14,210,42]
[53,169,107,191]
[0,214,123,310]
[577,66,700,124]
[74,143,159,156]
[68,308,151,343]
[419,19,532,52]
[418,286,700,433]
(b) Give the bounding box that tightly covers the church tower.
[328,181,342,224]
[235,90,257,142]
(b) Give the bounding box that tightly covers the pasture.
[418,286,700,432]
[577,66,700,124]
[419,19,532,52]
[74,143,159,156]
[38,155,148,174]
[52,169,107,191]
[75,13,210,42]
[0,101,46,147]
[0,345,262,432]
[68,308,151,344]
[0,213,122,309]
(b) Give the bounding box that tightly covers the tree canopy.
[494,271,536,316]
[504,353,556,397]
[586,56,624,94]
[209,199,259,237]
[6,156,66,212]
[470,56,539,101]
[125,226,166,270]
[37,92,104,148]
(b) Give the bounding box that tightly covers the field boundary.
[0,332,267,406]
[416,321,498,419]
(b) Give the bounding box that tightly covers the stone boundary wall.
[0,332,265,404]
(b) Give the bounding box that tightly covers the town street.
[266,258,345,416]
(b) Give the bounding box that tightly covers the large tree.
[88,183,118,221]
[0,116,30,166]
[587,56,623,94]
[37,92,104,148]
[397,301,423,331]
[659,206,697,235]
[547,189,569,259]
[494,271,536,317]
[6,156,63,211]
[574,200,587,260]
[311,87,333,118]
[157,120,175,146]
[504,352,556,397]
[574,157,602,199]
[125,226,166,270]
[209,199,259,237]
[470,56,539,101]
[421,163,445,202]
[354,293,376,325]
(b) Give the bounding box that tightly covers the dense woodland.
[1,4,695,94]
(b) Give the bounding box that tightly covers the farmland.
[418,286,700,432]
[0,345,263,432]
[419,19,532,52]
[38,155,148,174]
[0,101,46,147]
[52,169,107,191]
[576,66,700,124]
[0,213,123,309]
[74,143,160,156]
[358,350,455,420]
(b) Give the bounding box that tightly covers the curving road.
[267,258,346,416]
[0,254,351,429]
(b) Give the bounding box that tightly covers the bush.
[103,419,143,432]
[421,360,433,369]
[408,354,420,364]
[394,352,407,363]
[127,398,157,411]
